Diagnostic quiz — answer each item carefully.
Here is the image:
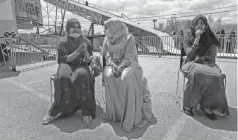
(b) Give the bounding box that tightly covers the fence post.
[158,37,161,57]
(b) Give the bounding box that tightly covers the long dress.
[182,45,230,115]
[103,34,153,132]
[48,36,96,118]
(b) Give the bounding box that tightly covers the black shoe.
[183,107,194,116]
[200,106,216,120]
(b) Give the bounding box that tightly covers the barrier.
[136,35,237,58]
[1,34,236,72]
[0,34,59,71]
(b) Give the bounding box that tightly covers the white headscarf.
[102,18,129,54]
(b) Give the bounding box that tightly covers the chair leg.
[183,76,185,92]
[50,78,53,104]
[175,69,180,96]
[224,78,226,92]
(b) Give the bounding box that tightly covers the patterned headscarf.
[66,18,81,33]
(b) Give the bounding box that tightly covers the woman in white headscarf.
[102,18,154,132]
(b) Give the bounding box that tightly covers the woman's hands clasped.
[76,43,87,54]
[109,62,122,78]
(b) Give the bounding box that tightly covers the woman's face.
[195,19,206,31]
[104,25,113,39]
[69,23,82,38]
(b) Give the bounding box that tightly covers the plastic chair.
[175,48,186,98]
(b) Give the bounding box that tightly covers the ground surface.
[0,55,237,140]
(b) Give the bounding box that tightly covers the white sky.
[36,0,237,33]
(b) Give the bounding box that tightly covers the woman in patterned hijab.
[42,18,100,125]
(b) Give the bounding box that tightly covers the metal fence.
[0,34,237,71]
[0,34,58,71]
[135,35,237,59]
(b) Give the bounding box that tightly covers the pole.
[55,5,58,34]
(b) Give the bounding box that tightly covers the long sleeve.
[86,38,93,56]
[205,45,217,62]
[72,37,93,65]
[103,38,114,66]
[183,36,197,61]
[57,42,70,64]
[118,35,135,71]
[104,52,114,65]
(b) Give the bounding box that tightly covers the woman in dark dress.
[182,15,230,120]
[42,18,101,125]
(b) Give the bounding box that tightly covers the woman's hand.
[113,70,122,78]
[195,29,204,39]
[76,43,87,53]
[110,62,118,71]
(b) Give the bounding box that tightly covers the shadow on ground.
[0,68,20,79]
[52,105,103,133]
[102,115,158,140]
[193,106,237,132]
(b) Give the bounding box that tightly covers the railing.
[72,0,121,18]
[0,34,58,70]
[136,35,237,59]
[1,34,236,71]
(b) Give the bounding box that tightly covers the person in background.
[180,30,184,49]
[182,15,230,120]
[228,29,236,53]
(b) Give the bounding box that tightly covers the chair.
[175,47,186,98]
[175,48,227,99]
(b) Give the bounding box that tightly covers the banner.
[0,0,17,43]
[15,0,43,29]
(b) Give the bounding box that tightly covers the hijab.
[64,18,85,53]
[102,18,129,54]
[184,15,220,57]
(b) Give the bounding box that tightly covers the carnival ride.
[0,0,179,70]
[42,0,177,54]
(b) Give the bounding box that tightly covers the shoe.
[42,114,55,125]
[183,107,194,116]
[83,115,93,125]
[200,106,216,120]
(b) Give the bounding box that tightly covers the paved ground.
[0,56,237,140]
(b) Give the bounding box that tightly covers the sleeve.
[86,38,93,56]
[103,38,115,66]
[183,36,197,61]
[205,45,217,62]
[86,38,93,65]
[118,35,135,71]
[104,52,114,65]
[57,41,70,64]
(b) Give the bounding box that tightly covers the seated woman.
[102,18,154,132]
[42,18,101,125]
[182,15,230,120]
